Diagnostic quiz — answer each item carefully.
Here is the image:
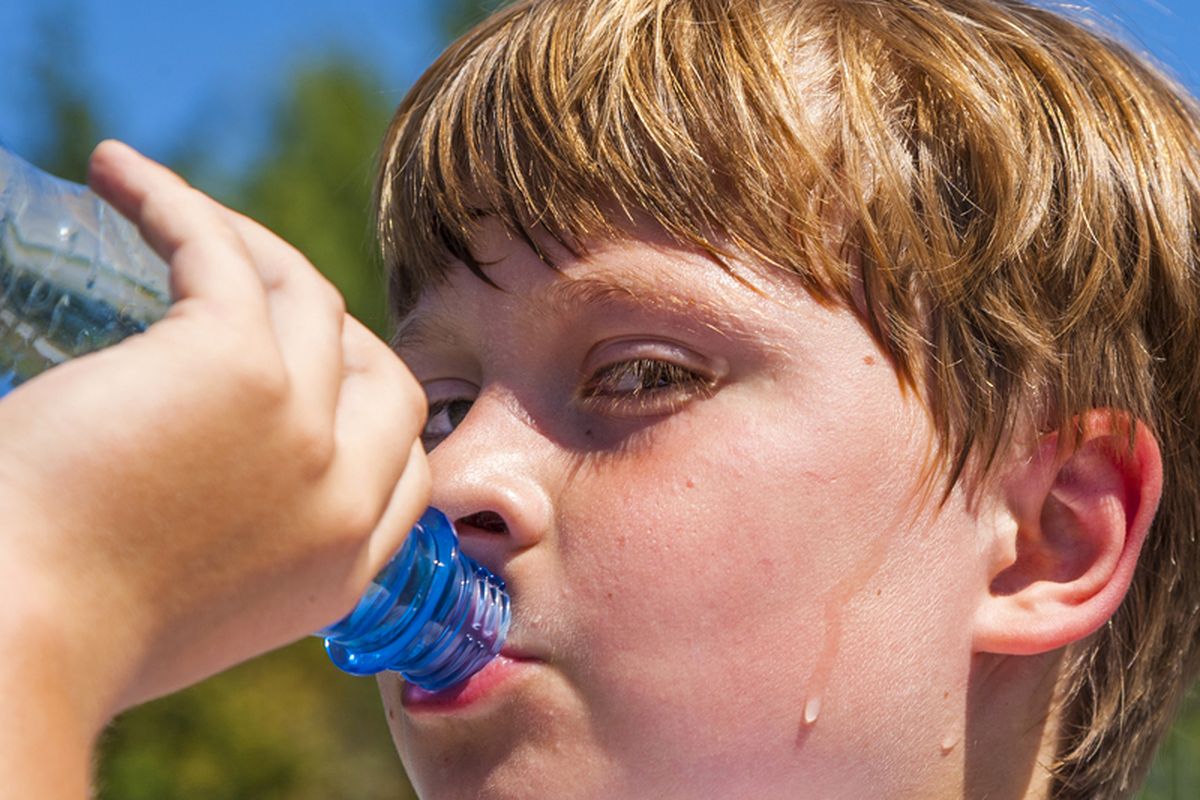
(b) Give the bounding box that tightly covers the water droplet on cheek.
[803,696,822,725]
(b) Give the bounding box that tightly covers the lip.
[401,651,538,713]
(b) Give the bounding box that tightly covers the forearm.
[0,617,97,799]
[0,553,135,799]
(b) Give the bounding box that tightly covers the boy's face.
[379,219,988,799]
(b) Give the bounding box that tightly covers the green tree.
[238,60,395,336]
[27,4,102,182]
[1138,687,1200,800]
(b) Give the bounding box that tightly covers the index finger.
[86,140,267,322]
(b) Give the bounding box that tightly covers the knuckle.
[291,423,337,478]
[138,192,188,248]
[384,384,427,444]
[391,362,428,421]
[409,457,433,502]
[231,350,290,407]
[325,499,380,548]
[322,280,347,319]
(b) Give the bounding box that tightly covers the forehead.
[393,216,815,354]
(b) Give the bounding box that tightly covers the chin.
[402,737,618,800]
[380,671,616,800]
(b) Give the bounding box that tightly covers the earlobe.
[972,411,1163,656]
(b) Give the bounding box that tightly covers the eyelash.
[421,358,714,450]
[576,358,714,414]
[423,398,472,451]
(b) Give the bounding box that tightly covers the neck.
[963,650,1064,799]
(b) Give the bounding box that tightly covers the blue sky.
[0,0,447,169]
[1,1,1199,174]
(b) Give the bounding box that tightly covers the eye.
[423,398,473,451]
[578,358,715,417]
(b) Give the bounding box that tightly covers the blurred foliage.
[27,3,101,182]
[23,0,1200,797]
[97,643,413,800]
[236,60,394,335]
[1138,687,1200,800]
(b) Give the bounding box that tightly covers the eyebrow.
[391,313,456,353]
[541,272,732,322]
[392,270,781,353]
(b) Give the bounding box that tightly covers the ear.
[972,410,1163,655]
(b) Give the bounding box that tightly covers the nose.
[427,391,555,565]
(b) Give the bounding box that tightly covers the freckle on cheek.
[863,355,875,365]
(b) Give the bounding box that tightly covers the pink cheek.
[558,470,802,645]
[550,368,922,649]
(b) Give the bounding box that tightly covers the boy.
[2,1,1197,798]
[371,1,1198,797]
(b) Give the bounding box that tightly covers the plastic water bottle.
[321,506,511,690]
[0,147,171,394]
[0,144,510,690]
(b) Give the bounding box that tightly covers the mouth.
[401,649,539,713]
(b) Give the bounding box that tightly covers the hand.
[0,141,430,732]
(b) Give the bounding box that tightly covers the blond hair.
[375,1,1200,796]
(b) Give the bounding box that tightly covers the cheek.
[561,366,923,641]
[551,438,825,781]
[550,358,978,767]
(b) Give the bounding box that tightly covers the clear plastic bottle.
[0,145,171,394]
[0,145,509,690]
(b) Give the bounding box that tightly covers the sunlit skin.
[378,219,994,799]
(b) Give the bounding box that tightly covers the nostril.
[457,510,509,535]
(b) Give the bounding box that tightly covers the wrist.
[0,595,98,798]
[0,557,142,738]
